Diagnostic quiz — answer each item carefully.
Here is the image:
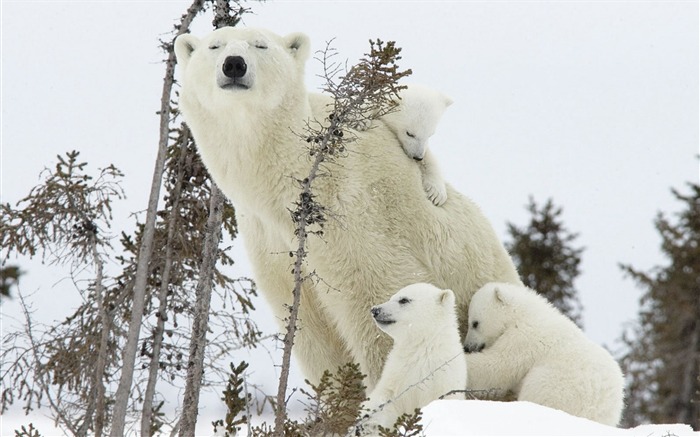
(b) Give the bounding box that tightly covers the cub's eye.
[405,131,415,138]
[471,321,479,329]
[208,44,221,50]
[398,297,411,305]
[254,42,268,49]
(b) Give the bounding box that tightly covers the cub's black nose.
[223,56,247,78]
[370,307,380,318]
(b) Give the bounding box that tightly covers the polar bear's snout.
[463,342,485,354]
[371,305,395,327]
[223,56,247,78]
[217,54,253,90]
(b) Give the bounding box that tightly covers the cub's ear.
[438,289,455,306]
[284,32,311,63]
[174,34,200,68]
[441,93,454,108]
[493,287,509,305]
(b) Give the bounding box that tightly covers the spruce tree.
[505,197,585,327]
[619,183,700,429]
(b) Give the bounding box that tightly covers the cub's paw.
[423,179,448,207]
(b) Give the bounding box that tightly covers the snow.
[420,400,698,436]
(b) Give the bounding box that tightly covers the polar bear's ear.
[438,289,454,306]
[493,287,509,305]
[443,95,454,108]
[175,34,200,68]
[284,32,311,63]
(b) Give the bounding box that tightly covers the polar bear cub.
[463,282,625,426]
[356,84,452,206]
[383,85,452,206]
[362,283,467,431]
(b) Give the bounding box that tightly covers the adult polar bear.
[174,26,521,389]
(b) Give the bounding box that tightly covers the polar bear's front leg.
[240,215,353,385]
[359,387,400,435]
[419,149,447,206]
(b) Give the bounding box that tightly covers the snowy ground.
[4,399,698,436]
[420,400,697,436]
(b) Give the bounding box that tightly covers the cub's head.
[370,283,456,340]
[174,27,310,113]
[382,84,453,160]
[463,283,516,353]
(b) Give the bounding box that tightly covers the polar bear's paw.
[423,177,448,207]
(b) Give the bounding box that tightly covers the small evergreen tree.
[0,151,125,436]
[618,183,700,429]
[505,197,585,327]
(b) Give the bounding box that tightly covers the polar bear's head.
[370,283,456,341]
[463,282,518,353]
[175,27,310,113]
[382,84,453,160]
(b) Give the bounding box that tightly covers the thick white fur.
[175,27,521,389]
[363,283,467,431]
[464,282,625,426]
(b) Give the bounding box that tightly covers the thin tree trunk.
[140,129,191,436]
[273,148,328,436]
[18,292,81,437]
[79,238,110,437]
[109,3,204,435]
[678,324,700,427]
[272,209,307,435]
[93,245,110,437]
[178,184,225,437]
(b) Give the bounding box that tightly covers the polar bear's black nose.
[370,307,380,318]
[223,56,247,78]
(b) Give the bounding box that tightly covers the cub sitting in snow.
[354,84,453,206]
[463,282,625,426]
[360,283,467,432]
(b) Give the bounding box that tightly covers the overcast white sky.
[1,0,698,434]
